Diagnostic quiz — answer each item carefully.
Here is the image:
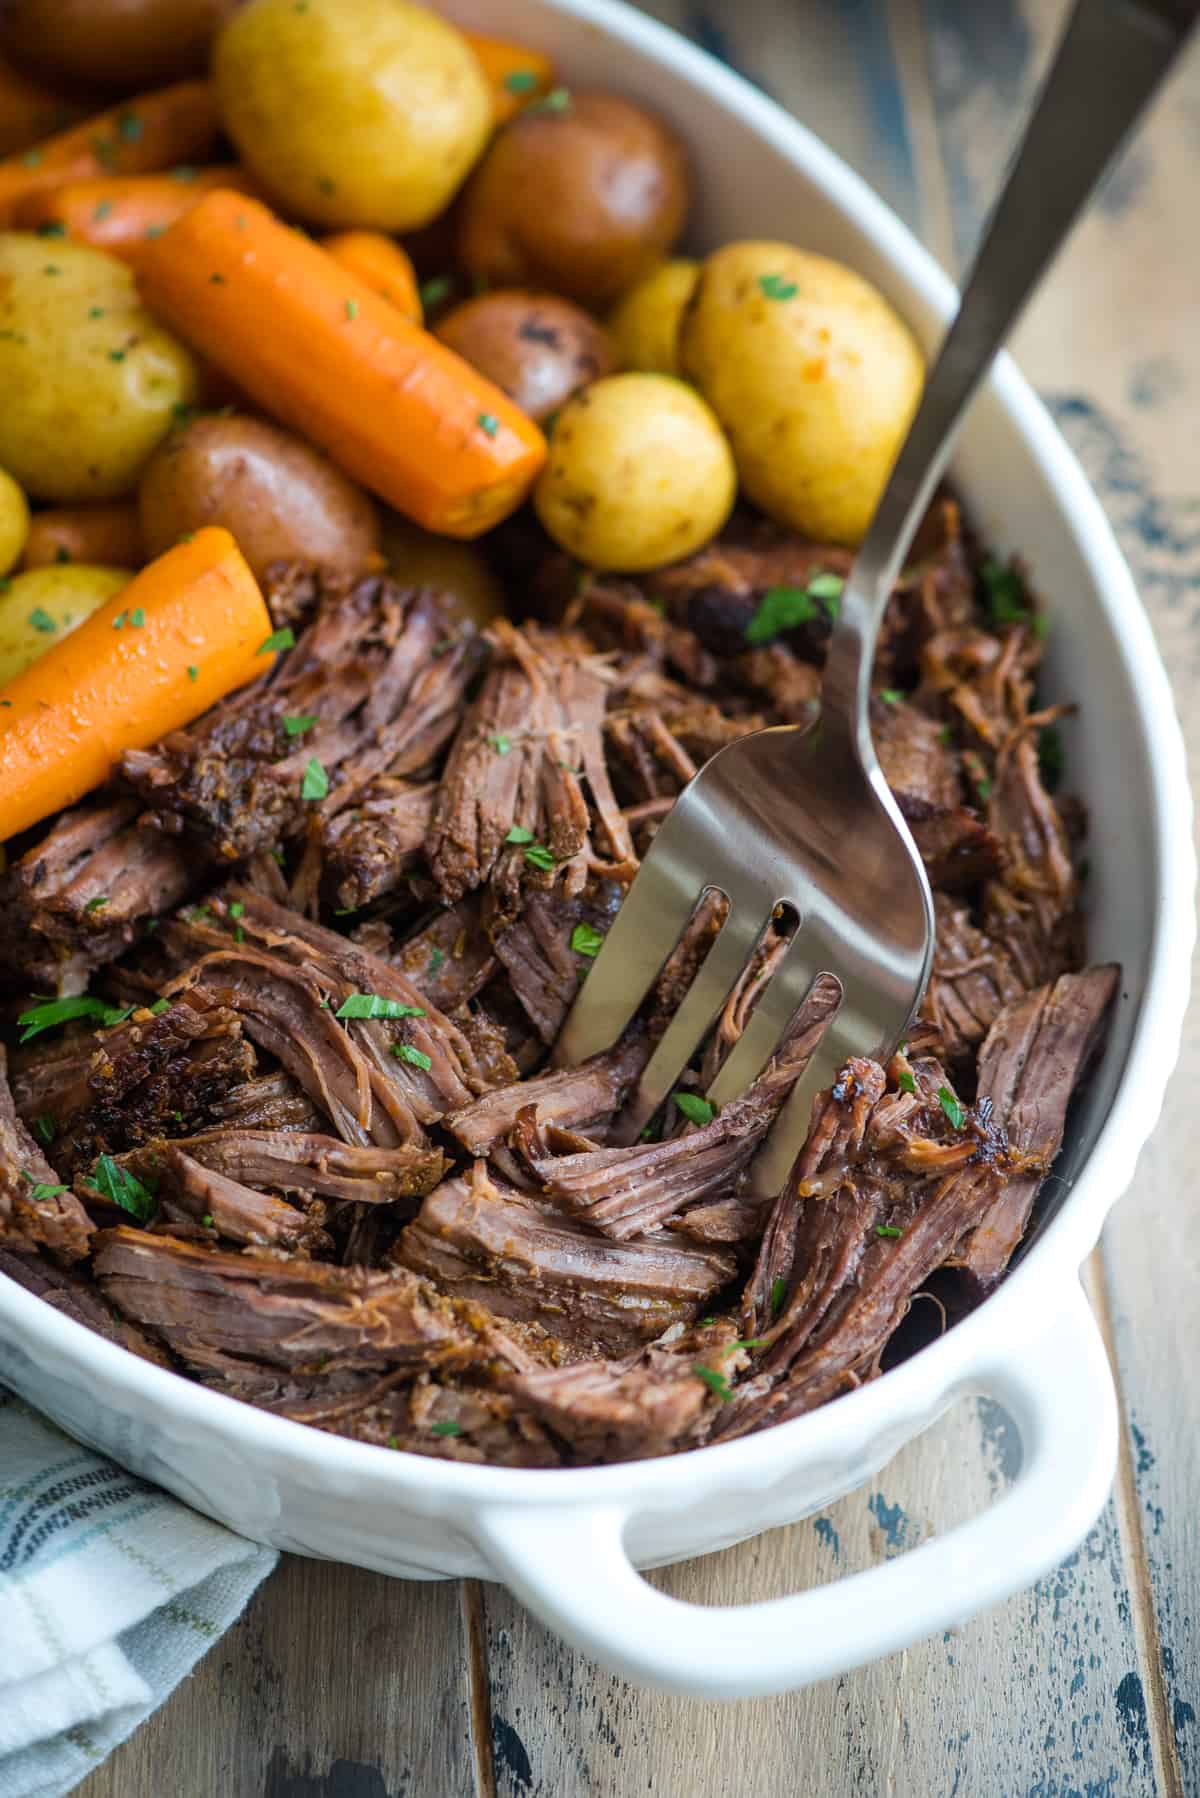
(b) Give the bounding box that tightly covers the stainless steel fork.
[557,0,1197,1198]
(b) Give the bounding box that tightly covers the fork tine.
[746,1031,848,1201]
[552,832,709,1068]
[606,904,771,1146]
[704,930,836,1110]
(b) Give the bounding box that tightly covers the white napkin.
[0,1390,276,1798]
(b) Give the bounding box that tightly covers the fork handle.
[822,0,1197,728]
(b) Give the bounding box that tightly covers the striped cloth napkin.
[0,1391,276,1798]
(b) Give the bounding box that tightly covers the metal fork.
[557,0,1196,1199]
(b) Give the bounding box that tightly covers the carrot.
[321,231,422,324]
[0,51,87,159]
[0,527,270,842]
[20,503,144,571]
[0,81,218,227]
[13,167,258,267]
[137,192,546,539]
[462,30,555,123]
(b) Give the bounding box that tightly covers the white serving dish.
[0,0,1193,1700]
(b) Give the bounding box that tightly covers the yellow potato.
[215,0,492,231]
[380,513,505,628]
[0,564,130,687]
[535,373,736,573]
[608,259,700,374]
[0,467,29,577]
[679,241,924,545]
[0,236,198,503]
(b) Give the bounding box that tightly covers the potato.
[0,563,129,687]
[535,373,735,573]
[679,241,924,545]
[0,236,198,503]
[434,291,618,423]
[458,92,690,307]
[380,513,505,628]
[0,466,29,576]
[215,0,491,231]
[138,413,380,580]
[608,259,699,374]
[0,0,239,93]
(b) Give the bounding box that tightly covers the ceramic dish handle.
[472,1281,1117,1697]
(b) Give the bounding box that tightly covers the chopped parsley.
[345,298,358,320]
[431,1418,462,1437]
[427,947,445,976]
[880,688,903,705]
[90,1152,156,1223]
[228,901,245,920]
[335,994,426,1020]
[980,557,1029,626]
[84,895,109,912]
[570,922,604,958]
[283,713,318,736]
[187,665,199,682]
[524,843,556,871]
[129,606,145,628]
[107,348,125,361]
[875,1224,903,1239]
[17,994,133,1044]
[527,86,571,113]
[938,723,953,746]
[505,825,534,844]
[35,219,65,238]
[745,573,844,644]
[148,998,171,1015]
[938,1086,966,1130]
[477,412,499,438]
[117,108,142,142]
[28,608,56,633]
[393,1042,432,1072]
[673,1091,715,1127]
[20,148,42,167]
[758,272,798,301]
[33,1116,56,1146]
[419,274,454,312]
[693,1363,734,1402]
[88,305,105,319]
[257,626,295,655]
[1038,723,1065,793]
[209,271,226,284]
[504,69,539,93]
[771,1276,787,1314]
[21,1171,68,1201]
[200,1213,214,1229]
[489,733,511,755]
[897,1069,917,1095]
[300,757,329,801]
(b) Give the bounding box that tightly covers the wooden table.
[81,3,1199,1793]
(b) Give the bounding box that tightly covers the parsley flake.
[201,1213,214,1229]
[524,843,555,871]
[90,1152,156,1222]
[504,69,539,93]
[427,947,445,976]
[570,922,604,958]
[771,1276,787,1314]
[477,412,499,437]
[21,1171,68,1201]
[419,274,454,311]
[228,901,245,920]
[394,1042,432,1072]
[505,825,534,844]
[875,1224,903,1238]
[345,298,358,320]
[93,199,113,220]
[283,713,317,736]
[745,573,844,644]
[83,895,109,912]
[28,608,56,633]
[758,272,798,300]
[129,606,145,628]
[1038,723,1065,793]
[490,733,511,754]
[187,665,198,682]
[880,688,903,705]
[673,1091,715,1127]
[35,219,65,238]
[431,1419,462,1437]
[17,994,133,1044]
[107,348,125,361]
[300,757,329,801]
[938,1086,966,1130]
[33,1116,56,1146]
[258,626,295,655]
[527,86,571,113]
[897,1069,916,1095]
[116,108,142,143]
[335,994,426,1021]
[694,1363,734,1402]
[980,557,1028,626]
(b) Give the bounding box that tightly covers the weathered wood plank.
[76,1559,479,1798]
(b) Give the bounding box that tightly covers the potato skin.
[0,563,129,687]
[138,413,381,580]
[0,235,198,503]
[679,241,924,546]
[0,465,29,576]
[0,0,240,92]
[434,291,618,423]
[535,372,736,573]
[215,0,491,231]
[608,258,699,374]
[458,92,690,307]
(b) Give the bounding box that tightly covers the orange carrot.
[13,167,258,267]
[0,527,270,841]
[0,51,87,159]
[0,81,218,227]
[462,30,555,123]
[137,192,546,539]
[20,503,144,571]
[321,230,422,324]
